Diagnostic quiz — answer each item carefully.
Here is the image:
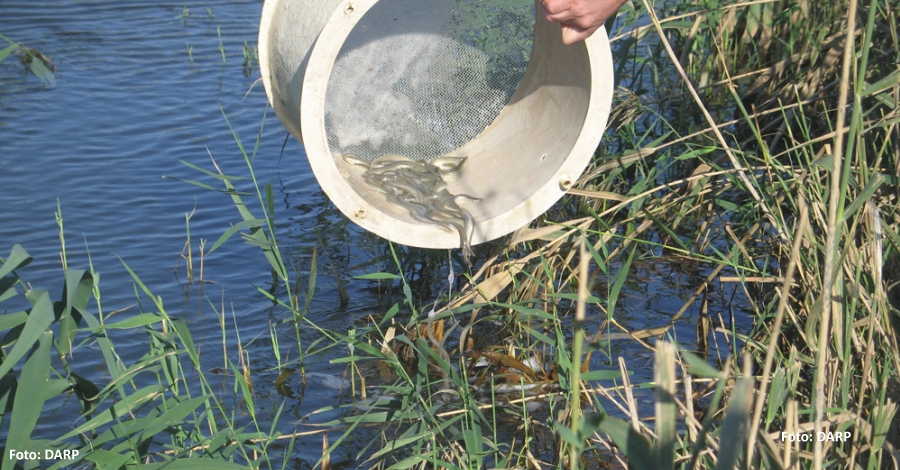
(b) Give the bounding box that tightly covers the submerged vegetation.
[1,0,899,468]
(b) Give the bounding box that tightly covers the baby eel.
[355,153,478,265]
[388,193,439,227]
[438,196,476,260]
[368,160,418,175]
[454,193,481,203]
[388,175,427,204]
[425,206,471,258]
[342,153,369,167]
[428,155,467,175]
[370,154,417,169]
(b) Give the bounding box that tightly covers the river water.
[1,1,752,466]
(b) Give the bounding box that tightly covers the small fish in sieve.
[342,153,479,265]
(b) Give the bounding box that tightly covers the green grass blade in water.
[0,292,55,381]
[3,330,52,470]
[0,244,33,279]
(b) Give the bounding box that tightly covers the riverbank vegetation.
[1,0,899,467]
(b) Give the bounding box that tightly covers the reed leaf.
[0,244,33,279]
[714,368,754,470]
[58,268,92,357]
[0,292,54,381]
[654,342,677,469]
[2,330,52,470]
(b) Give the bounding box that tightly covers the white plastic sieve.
[259,0,614,250]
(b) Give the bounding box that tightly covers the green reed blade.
[654,341,676,469]
[0,244,33,279]
[76,308,126,383]
[29,58,55,86]
[642,208,690,252]
[0,45,16,63]
[87,413,155,448]
[0,311,28,331]
[354,272,401,280]
[579,369,623,381]
[230,362,255,420]
[208,218,268,254]
[58,269,92,357]
[0,292,54,381]
[171,318,200,368]
[84,450,133,469]
[365,430,437,463]
[139,459,251,469]
[87,313,163,331]
[594,414,658,469]
[265,182,275,216]
[607,244,635,321]
[176,159,249,181]
[842,173,884,222]
[58,385,165,441]
[166,176,253,196]
[766,366,787,428]
[862,69,900,97]
[518,325,555,345]
[585,237,608,273]
[43,379,71,401]
[682,350,724,379]
[714,374,754,470]
[0,373,16,426]
[0,282,17,304]
[139,395,210,441]
[547,292,605,304]
[2,330,52,470]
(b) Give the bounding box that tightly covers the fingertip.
[560,25,589,45]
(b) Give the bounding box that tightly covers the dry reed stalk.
[813,0,858,465]
[618,356,641,433]
[847,202,893,463]
[745,196,809,465]
[441,216,595,310]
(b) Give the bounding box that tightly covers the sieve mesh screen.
[324,0,534,162]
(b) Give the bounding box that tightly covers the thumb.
[560,24,590,45]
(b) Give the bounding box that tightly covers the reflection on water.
[0,0,751,466]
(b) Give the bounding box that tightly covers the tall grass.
[302,0,899,466]
[0,220,293,469]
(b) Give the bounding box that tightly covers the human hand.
[540,0,627,45]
